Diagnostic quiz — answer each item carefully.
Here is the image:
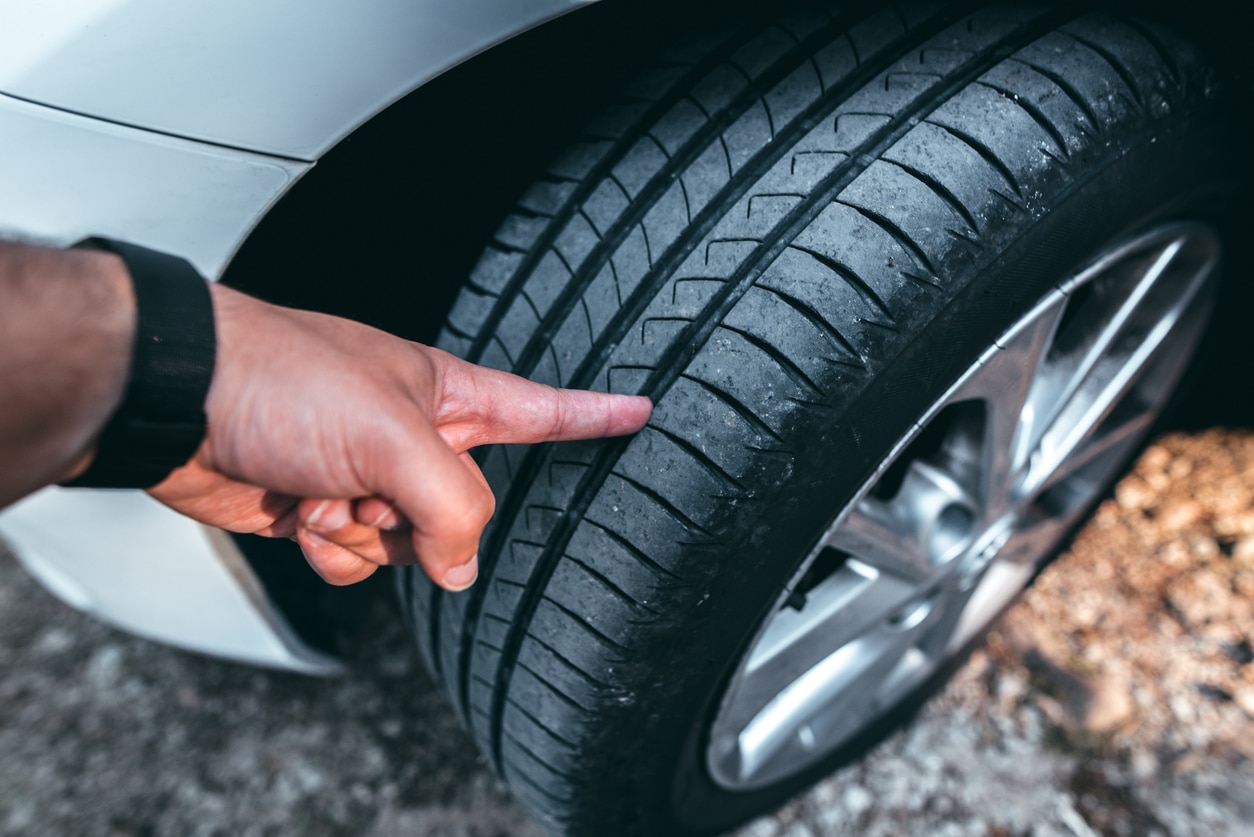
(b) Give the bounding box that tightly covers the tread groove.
[788,244,895,322]
[1006,57,1103,137]
[1059,29,1146,110]
[645,422,750,493]
[756,283,866,365]
[679,373,785,443]
[972,79,1072,159]
[505,698,580,749]
[924,118,1025,196]
[526,633,615,688]
[612,471,714,537]
[538,596,631,652]
[717,322,823,394]
[885,157,985,229]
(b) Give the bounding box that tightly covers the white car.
[0,1,1243,833]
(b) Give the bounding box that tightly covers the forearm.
[0,240,135,506]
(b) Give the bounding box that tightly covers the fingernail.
[367,504,400,530]
[305,531,331,547]
[442,555,479,592]
[306,500,348,532]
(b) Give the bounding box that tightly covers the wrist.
[61,239,216,490]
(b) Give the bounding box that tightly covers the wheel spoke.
[740,561,919,701]
[733,615,928,784]
[939,559,1037,655]
[913,578,978,662]
[1030,238,1183,439]
[1022,236,1216,501]
[955,293,1069,520]
[825,499,933,583]
[1030,409,1153,499]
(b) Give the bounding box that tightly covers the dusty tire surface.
[398,2,1234,833]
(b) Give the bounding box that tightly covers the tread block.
[477,337,514,372]
[649,375,795,482]
[841,159,981,264]
[1013,33,1142,131]
[883,121,1022,233]
[928,83,1072,201]
[617,425,744,504]
[527,597,629,671]
[729,26,799,80]
[549,301,595,380]
[553,212,600,272]
[724,285,863,385]
[518,179,578,216]
[494,296,542,368]
[612,137,671,198]
[641,180,694,258]
[549,139,614,181]
[515,634,609,711]
[681,141,736,213]
[763,61,826,132]
[610,225,654,295]
[468,246,524,294]
[495,212,550,252]
[651,97,709,157]
[524,251,574,319]
[591,472,708,562]
[721,99,776,175]
[582,178,633,238]
[445,287,498,340]
[792,201,931,310]
[690,63,752,116]
[684,329,814,435]
[546,557,656,633]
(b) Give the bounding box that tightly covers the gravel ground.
[2,430,1253,836]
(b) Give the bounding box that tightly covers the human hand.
[147,284,652,589]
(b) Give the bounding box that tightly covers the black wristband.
[62,238,216,489]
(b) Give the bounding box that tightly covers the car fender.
[0,0,602,160]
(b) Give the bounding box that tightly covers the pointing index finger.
[432,350,653,451]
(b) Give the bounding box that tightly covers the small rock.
[1159,499,1202,531]
[1234,687,1254,719]
[842,784,872,817]
[1083,674,1133,733]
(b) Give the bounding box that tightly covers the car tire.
[398,3,1233,834]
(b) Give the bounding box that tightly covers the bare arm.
[0,241,135,504]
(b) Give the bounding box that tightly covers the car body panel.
[0,92,305,277]
[1,488,341,674]
[0,0,598,160]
